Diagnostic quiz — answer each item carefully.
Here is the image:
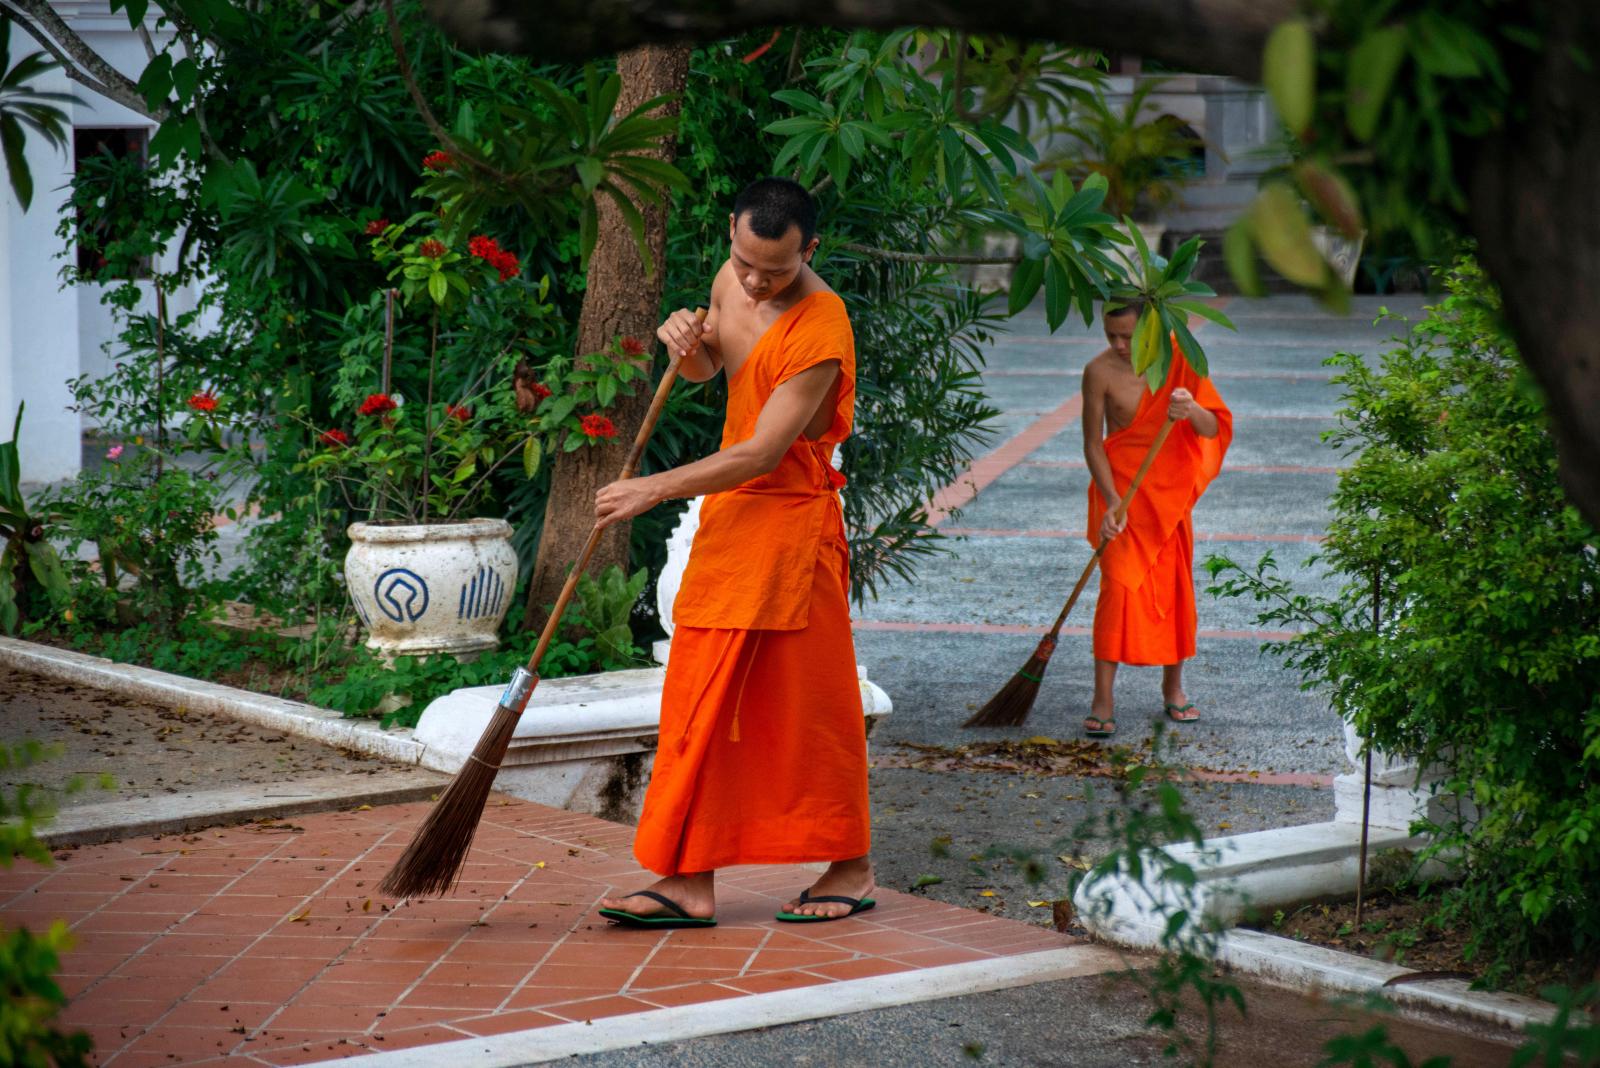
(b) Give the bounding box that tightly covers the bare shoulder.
[1083,350,1113,389]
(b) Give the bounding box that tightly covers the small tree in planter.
[304,208,651,658]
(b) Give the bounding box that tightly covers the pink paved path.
[13,797,1074,1066]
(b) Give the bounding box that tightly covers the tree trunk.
[522,42,691,633]
[1465,0,1600,527]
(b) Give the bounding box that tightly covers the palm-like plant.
[0,15,76,212]
[1043,77,1203,221]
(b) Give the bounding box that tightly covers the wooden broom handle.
[1045,416,1180,638]
[525,308,707,676]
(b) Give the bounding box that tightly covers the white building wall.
[1,1,184,481]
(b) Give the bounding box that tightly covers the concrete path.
[858,294,1431,922]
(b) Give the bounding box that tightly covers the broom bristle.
[963,652,1050,727]
[379,702,520,899]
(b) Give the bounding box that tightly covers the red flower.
[365,218,389,236]
[422,150,453,171]
[187,391,218,413]
[359,393,398,417]
[468,234,521,281]
[319,428,351,448]
[417,238,447,259]
[579,413,616,440]
[620,336,647,357]
[531,382,552,403]
[447,404,471,421]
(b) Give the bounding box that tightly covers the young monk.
[1081,302,1232,737]
[590,177,875,926]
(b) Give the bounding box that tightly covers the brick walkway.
[12,796,1075,1066]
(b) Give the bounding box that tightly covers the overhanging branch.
[422,0,1291,82]
[6,0,167,120]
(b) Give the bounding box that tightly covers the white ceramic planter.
[345,519,519,658]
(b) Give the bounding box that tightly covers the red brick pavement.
[10,796,1074,1066]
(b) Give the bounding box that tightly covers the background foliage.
[1208,256,1600,983]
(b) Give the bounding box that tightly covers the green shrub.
[0,742,92,1067]
[1207,255,1600,982]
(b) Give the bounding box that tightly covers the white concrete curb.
[1075,820,1559,1032]
[0,636,430,768]
[303,944,1126,1067]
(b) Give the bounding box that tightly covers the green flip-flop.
[1083,715,1116,737]
[775,889,877,924]
[1164,702,1200,723]
[598,889,716,929]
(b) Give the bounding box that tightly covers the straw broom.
[964,416,1178,728]
[380,309,705,899]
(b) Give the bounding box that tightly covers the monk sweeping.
[590,177,874,926]
[1081,302,1233,737]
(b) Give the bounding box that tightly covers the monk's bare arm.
[658,266,732,383]
[593,361,841,528]
[1081,362,1119,509]
[1168,387,1220,437]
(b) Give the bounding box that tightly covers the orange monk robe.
[633,291,870,877]
[1086,343,1232,666]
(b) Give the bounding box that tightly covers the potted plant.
[1042,76,1204,268]
[304,205,649,659]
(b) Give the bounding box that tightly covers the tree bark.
[1465,0,1600,527]
[431,0,1600,533]
[522,42,691,633]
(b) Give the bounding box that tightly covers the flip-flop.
[775,889,877,923]
[598,889,716,929]
[1083,715,1116,737]
[1164,702,1200,723]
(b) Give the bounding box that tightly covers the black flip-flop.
[598,889,716,929]
[775,888,877,923]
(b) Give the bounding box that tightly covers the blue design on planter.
[374,568,430,623]
[458,566,505,620]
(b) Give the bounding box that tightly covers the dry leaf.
[978,890,997,898]
[1027,900,1050,908]
[354,804,372,812]
[288,908,311,923]
[362,899,371,912]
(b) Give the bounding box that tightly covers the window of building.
[73,127,151,277]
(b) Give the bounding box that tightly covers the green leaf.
[522,436,541,478]
[596,375,617,409]
[135,52,172,112]
[0,116,31,212]
[427,271,448,305]
[1008,258,1046,316]
[1263,19,1316,136]
[1346,26,1408,141]
[1222,221,1264,297]
[1248,183,1326,287]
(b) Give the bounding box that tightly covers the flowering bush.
[526,334,651,454]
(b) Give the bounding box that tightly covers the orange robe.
[1087,344,1232,666]
[634,291,870,876]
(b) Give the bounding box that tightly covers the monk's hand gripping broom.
[964,416,1180,729]
[380,309,706,899]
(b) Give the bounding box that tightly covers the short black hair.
[1104,299,1143,320]
[733,177,817,247]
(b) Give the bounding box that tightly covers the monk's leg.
[599,871,716,920]
[1162,662,1198,720]
[1087,658,1118,728]
[782,854,876,918]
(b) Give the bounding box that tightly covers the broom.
[964,416,1179,728]
[380,308,706,898]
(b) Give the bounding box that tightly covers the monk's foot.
[784,856,875,919]
[1163,689,1199,722]
[1084,703,1115,736]
[599,873,715,920]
